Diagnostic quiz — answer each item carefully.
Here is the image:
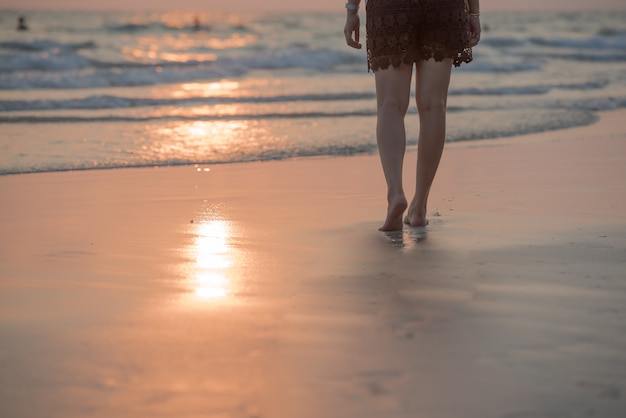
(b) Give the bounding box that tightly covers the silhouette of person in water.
[192,16,201,31]
[17,16,28,31]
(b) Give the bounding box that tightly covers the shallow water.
[1,9,625,174]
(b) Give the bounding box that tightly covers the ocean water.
[1,9,625,175]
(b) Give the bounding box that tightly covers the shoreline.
[1,109,625,417]
[0,107,610,178]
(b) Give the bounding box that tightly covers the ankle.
[387,190,406,203]
[408,201,426,216]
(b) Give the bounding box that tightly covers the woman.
[344,0,481,231]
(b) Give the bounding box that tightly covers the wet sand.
[1,110,625,417]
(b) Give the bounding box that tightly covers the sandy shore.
[1,110,626,418]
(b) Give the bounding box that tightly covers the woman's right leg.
[374,63,413,231]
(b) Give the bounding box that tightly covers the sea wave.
[458,59,542,73]
[0,52,217,75]
[2,88,620,118]
[0,46,362,89]
[0,110,379,123]
[554,96,626,111]
[0,143,381,176]
[549,52,626,63]
[2,96,622,124]
[6,29,625,90]
[0,108,601,176]
[597,28,626,37]
[450,80,608,96]
[0,51,92,73]
[0,40,96,52]
[1,79,613,112]
[106,21,245,33]
[0,92,375,112]
[529,34,626,50]
[473,32,626,51]
[0,64,243,89]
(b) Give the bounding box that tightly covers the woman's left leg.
[405,58,453,227]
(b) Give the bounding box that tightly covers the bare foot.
[404,204,429,227]
[379,194,408,232]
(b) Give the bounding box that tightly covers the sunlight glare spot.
[190,219,234,302]
[152,120,248,159]
[194,272,230,300]
[176,81,241,98]
[186,122,210,138]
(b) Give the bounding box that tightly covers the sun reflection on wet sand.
[191,219,234,301]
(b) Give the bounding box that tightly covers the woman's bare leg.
[405,59,453,227]
[374,64,413,231]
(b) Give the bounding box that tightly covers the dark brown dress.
[366,0,473,70]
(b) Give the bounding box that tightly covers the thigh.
[375,63,414,110]
[415,58,453,107]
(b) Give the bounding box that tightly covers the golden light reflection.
[185,121,213,139]
[159,52,218,63]
[122,32,257,64]
[154,120,247,157]
[203,33,258,50]
[192,220,233,301]
[175,81,241,98]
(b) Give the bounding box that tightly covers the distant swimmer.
[192,16,201,31]
[17,16,28,31]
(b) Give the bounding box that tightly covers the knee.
[377,95,410,116]
[416,95,447,114]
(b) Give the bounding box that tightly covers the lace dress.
[365,0,473,70]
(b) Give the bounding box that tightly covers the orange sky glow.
[2,0,626,12]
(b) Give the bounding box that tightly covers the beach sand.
[1,110,625,418]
